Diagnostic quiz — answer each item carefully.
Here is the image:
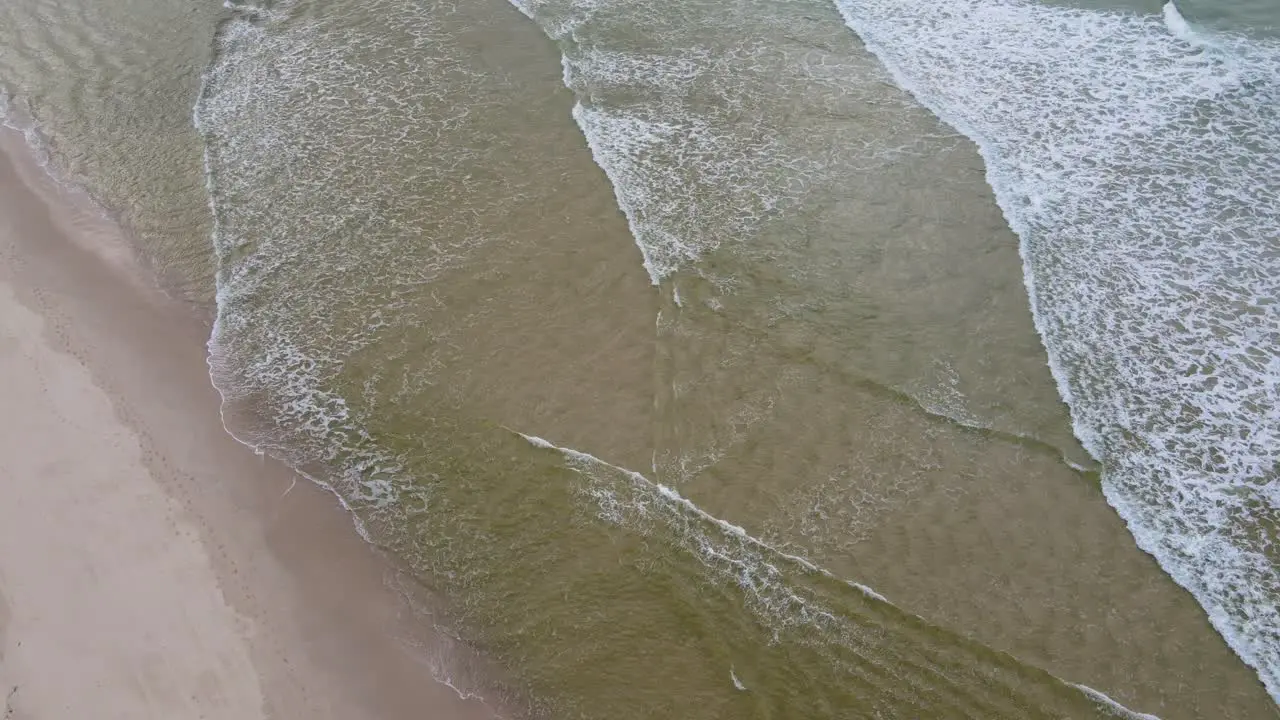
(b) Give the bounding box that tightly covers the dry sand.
[0,128,500,719]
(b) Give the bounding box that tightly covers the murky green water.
[2,0,1277,717]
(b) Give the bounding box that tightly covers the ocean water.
[2,0,1279,717]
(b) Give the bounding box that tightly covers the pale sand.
[0,130,501,718]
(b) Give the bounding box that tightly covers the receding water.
[2,0,1278,717]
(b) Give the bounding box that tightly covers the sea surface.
[1,0,1277,717]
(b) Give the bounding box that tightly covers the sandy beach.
[0,129,500,718]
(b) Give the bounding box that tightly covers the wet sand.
[0,128,501,718]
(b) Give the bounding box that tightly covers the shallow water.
[2,0,1277,716]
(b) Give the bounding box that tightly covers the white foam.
[515,430,885,615]
[515,431,558,450]
[570,101,812,283]
[902,358,990,431]
[729,666,747,691]
[1072,683,1163,720]
[848,581,888,604]
[1162,2,1195,40]
[831,0,1280,700]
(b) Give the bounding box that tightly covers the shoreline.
[0,126,505,717]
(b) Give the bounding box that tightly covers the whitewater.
[831,0,1280,701]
